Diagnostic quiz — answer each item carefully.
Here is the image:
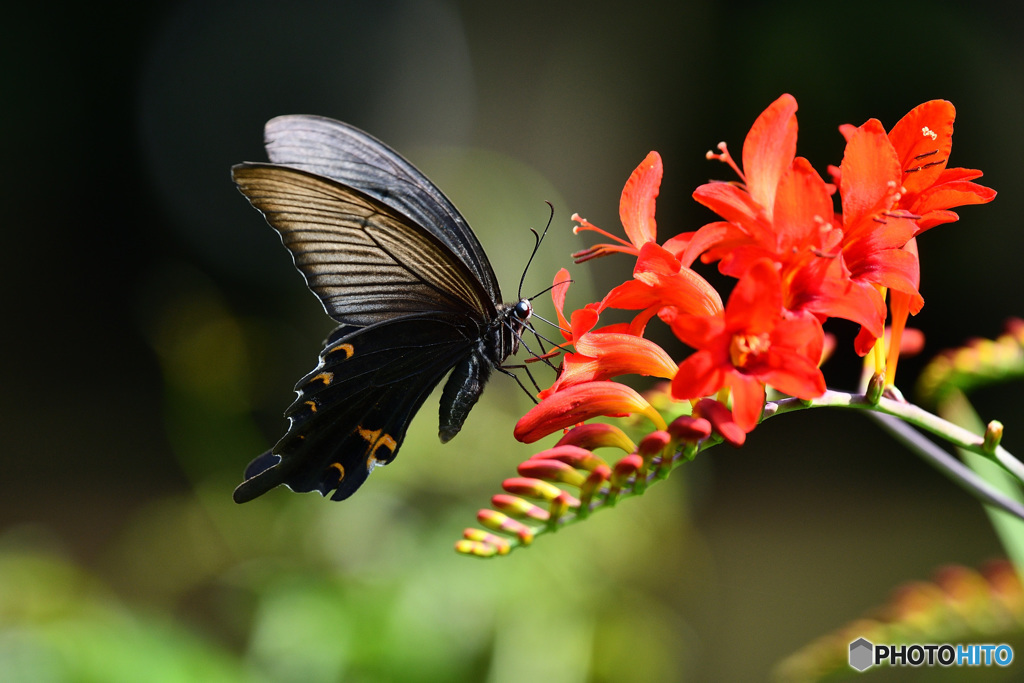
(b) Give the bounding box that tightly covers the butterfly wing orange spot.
[326,343,355,359]
[311,372,334,385]
[357,426,398,471]
[304,400,317,412]
[328,462,345,482]
[357,426,381,444]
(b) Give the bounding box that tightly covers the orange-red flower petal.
[619,151,662,249]
[742,93,799,221]
[515,381,667,444]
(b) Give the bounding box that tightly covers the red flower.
[688,93,800,266]
[834,118,923,340]
[600,241,724,320]
[883,101,994,383]
[843,100,996,379]
[689,98,855,327]
[686,94,998,390]
[670,259,826,432]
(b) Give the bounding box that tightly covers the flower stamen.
[705,141,746,182]
[571,214,636,247]
[729,332,771,369]
[905,159,946,173]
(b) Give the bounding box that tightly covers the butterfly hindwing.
[261,114,502,305]
[233,314,480,503]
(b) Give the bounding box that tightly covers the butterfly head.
[513,298,533,322]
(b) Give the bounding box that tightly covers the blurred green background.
[4,0,1024,680]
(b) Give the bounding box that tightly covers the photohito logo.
[849,638,1013,671]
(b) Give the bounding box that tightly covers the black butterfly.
[231,115,534,503]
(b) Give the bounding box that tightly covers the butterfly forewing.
[262,115,502,305]
[232,163,494,326]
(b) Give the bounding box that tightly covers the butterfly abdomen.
[436,298,534,443]
[438,351,492,443]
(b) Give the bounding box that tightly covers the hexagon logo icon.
[849,638,874,671]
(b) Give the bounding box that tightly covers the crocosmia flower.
[670,259,826,432]
[841,100,995,378]
[515,94,990,441]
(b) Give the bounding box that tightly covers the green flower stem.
[764,390,1024,522]
[935,389,1024,571]
[767,390,1024,480]
[868,412,1024,523]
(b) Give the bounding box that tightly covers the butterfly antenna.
[528,279,573,304]
[518,202,555,301]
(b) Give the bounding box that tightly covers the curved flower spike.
[458,95,1007,564]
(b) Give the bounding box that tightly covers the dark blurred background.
[3,0,1023,680]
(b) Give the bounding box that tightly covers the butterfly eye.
[514,299,532,320]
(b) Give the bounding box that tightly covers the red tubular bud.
[491,494,549,521]
[555,423,637,452]
[518,458,587,487]
[528,445,610,472]
[638,430,671,457]
[476,509,534,544]
[502,477,565,502]
[667,414,713,442]
[694,398,746,446]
